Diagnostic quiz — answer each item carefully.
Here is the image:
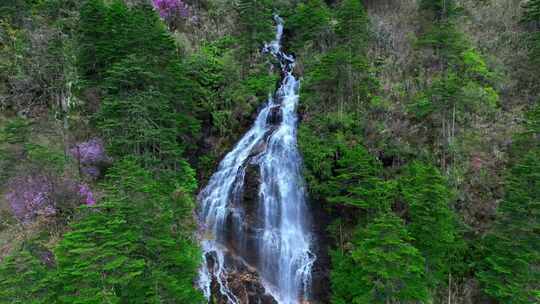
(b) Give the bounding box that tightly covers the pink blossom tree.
[70,138,111,179]
[152,0,190,27]
[6,175,55,223]
[78,184,96,206]
[6,174,97,223]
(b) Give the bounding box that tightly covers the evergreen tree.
[419,0,458,20]
[478,106,540,303]
[236,0,274,54]
[335,0,369,49]
[331,213,430,304]
[83,2,202,170]
[324,144,394,211]
[78,0,176,84]
[78,0,110,81]
[523,0,540,71]
[400,162,459,286]
[96,55,201,170]
[522,0,540,24]
[46,158,203,303]
[302,0,376,115]
[0,249,49,303]
[288,0,331,51]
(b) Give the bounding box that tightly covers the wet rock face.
[226,161,262,268]
[210,263,278,304]
[242,163,261,228]
[267,106,282,125]
[208,242,278,304]
[306,199,331,304]
[211,152,286,304]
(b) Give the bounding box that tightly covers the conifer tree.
[78,0,109,81]
[96,56,195,170]
[47,159,203,303]
[85,2,202,169]
[419,0,458,20]
[523,0,540,71]
[288,0,331,51]
[324,144,394,211]
[303,0,375,114]
[522,0,540,24]
[335,0,369,49]
[236,0,274,54]
[478,106,540,304]
[400,162,459,286]
[0,249,49,303]
[331,213,430,304]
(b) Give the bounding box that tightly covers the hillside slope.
[0,0,538,303]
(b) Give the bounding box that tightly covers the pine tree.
[477,106,540,303]
[0,249,49,303]
[331,213,430,304]
[86,2,202,170]
[335,0,369,49]
[78,0,109,81]
[288,0,331,51]
[325,144,394,211]
[400,162,458,286]
[47,158,203,303]
[78,0,176,84]
[419,0,458,20]
[302,0,376,115]
[523,0,540,71]
[236,0,274,54]
[522,0,540,24]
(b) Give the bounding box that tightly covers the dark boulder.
[267,106,282,125]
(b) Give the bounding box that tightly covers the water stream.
[197,16,315,304]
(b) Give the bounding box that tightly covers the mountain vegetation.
[0,0,538,303]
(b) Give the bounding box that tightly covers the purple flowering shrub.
[78,184,96,206]
[6,175,55,222]
[5,174,97,223]
[70,138,111,179]
[152,0,190,25]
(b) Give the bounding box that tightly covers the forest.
[0,0,538,303]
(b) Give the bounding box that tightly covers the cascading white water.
[197,15,315,304]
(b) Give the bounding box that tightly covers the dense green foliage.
[294,0,474,302]
[236,0,274,55]
[79,0,202,169]
[1,0,539,303]
[477,105,540,303]
[332,213,429,304]
[523,0,540,70]
[288,0,331,50]
[1,1,203,302]
[0,159,202,303]
[301,0,376,115]
[400,162,459,285]
[48,159,201,303]
[472,3,540,303]
[0,249,49,303]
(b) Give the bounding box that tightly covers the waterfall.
[197,15,315,304]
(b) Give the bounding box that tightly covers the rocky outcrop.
[306,198,331,304]
[209,257,278,304]
[209,159,279,304]
[267,106,282,125]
